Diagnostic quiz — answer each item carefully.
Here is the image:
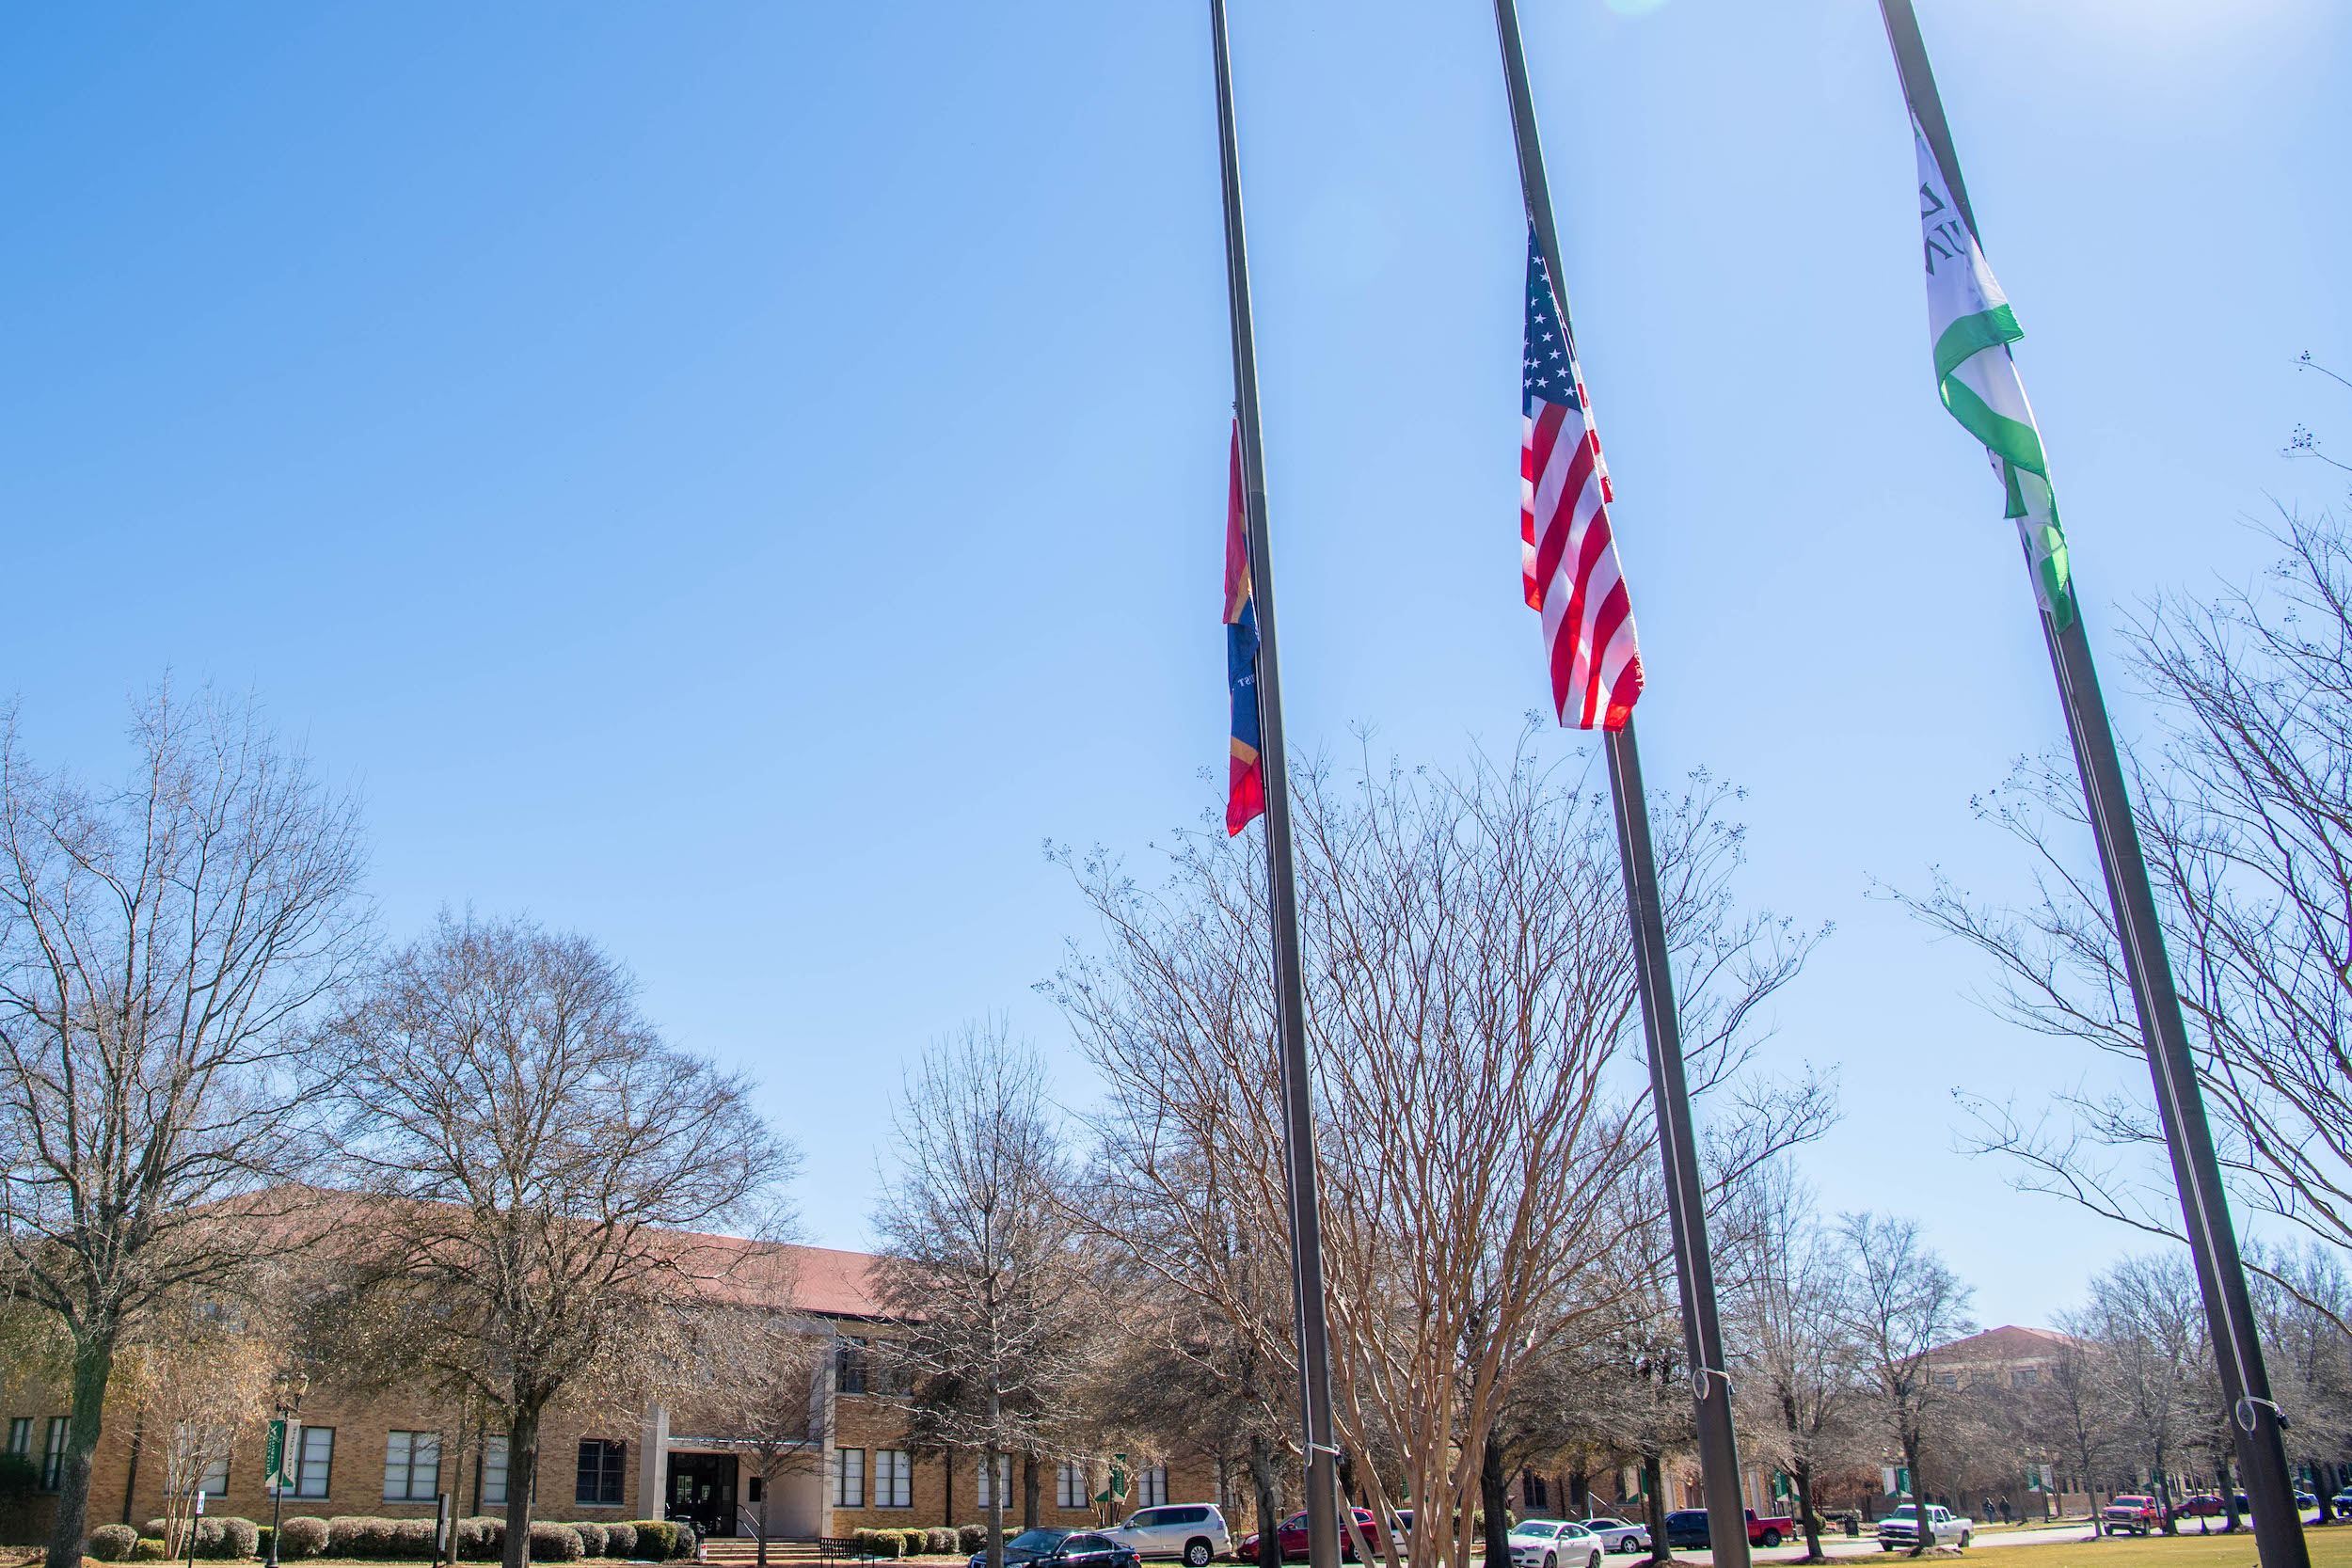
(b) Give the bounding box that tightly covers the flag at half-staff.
[1521,230,1644,732]
[1224,422,1265,835]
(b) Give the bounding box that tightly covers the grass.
[1973,1528,2352,1568]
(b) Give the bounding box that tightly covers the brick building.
[1,1234,1216,1548]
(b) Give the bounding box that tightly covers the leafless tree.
[1901,511,2352,1327]
[1054,738,1830,1568]
[1726,1165,1867,1561]
[0,687,372,1568]
[1838,1214,1976,1557]
[2246,1244,2352,1519]
[871,1022,1087,1568]
[2077,1253,2217,1535]
[316,912,796,1568]
[689,1305,831,1565]
[2028,1322,2122,1535]
[121,1298,277,1556]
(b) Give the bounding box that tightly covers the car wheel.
[1619,1540,1639,1555]
[1186,1545,1213,1568]
[1959,1533,1970,1549]
[1587,1553,1599,1568]
[1545,1553,1556,1568]
[1761,1531,1781,1549]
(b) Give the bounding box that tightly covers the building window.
[1931,1372,1959,1388]
[874,1450,912,1509]
[835,1337,869,1397]
[40,1419,70,1491]
[294,1426,335,1498]
[870,1345,913,1399]
[977,1456,1012,1510]
[1057,1464,1089,1511]
[2011,1368,2040,1389]
[1136,1466,1168,1509]
[384,1431,440,1502]
[833,1448,865,1509]
[199,1449,231,1497]
[5,1419,29,1456]
[577,1440,627,1507]
[482,1437,510,1508]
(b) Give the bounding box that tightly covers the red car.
[2102,1497,2162,1536]
[1235,1512,1390,1562]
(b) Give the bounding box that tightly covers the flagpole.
[1210,8,1343,1568]
[1877,8,2309,1568]
[1490,5,1751,1564]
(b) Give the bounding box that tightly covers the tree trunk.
[986,1442,1004,1568]
[1641,1451,1667,1568]
[1024,1453,1041,1530]
[2220,1448,2243,1534]
[1902,1434,1927,1560]
[1568,1469,1588,1520]
[758,1489,771,1568]
[502,1406,543,1568]
[1794,1462,1821,1563]
[45,1329,119,1568]
[1481,1435,1512,1568]
[1248,1432,1283,1568]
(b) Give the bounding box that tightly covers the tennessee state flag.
[1224,424,1265,835]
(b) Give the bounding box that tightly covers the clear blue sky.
[4,1,2344,1330]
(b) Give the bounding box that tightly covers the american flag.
[1224,423,1265,835]
[1521,228,1643,731]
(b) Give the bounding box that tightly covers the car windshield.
[1007,1532,1071,1554]
[1888,1508,1917,1521]
[1512,1525,1560,1538]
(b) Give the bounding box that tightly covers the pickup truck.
[2102,1497,2162,1536]
[1661,1510,1798,1550]
[1876,1505,1972,1550]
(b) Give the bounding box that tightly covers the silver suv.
[1106,1506,1231,1567]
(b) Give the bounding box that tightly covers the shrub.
[87,1525,140,1561]
[197,1517,261,1560]
[328,1517,378,1558]
[601,1523,637,1560]
[957,1527,987,1555]
[624,1522,676,1561]
[669,1526,697,1560]
[278,1518,330,1560]
[132,1541,172,1562]
[900,1531,930,1557]
[858,1529,902,1560]
[0,1451,39,1500]
[460,1517,506,1560]
[390,1519,439,1559]
[573,1521,608,1557]
[927,1529,959,1555]
[531,1523,585,1562]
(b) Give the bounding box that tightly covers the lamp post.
[266,1372,309,1568]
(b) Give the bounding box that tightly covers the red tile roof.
[1929,1324,2075,1363]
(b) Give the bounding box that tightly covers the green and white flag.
[1915,119,2075,629]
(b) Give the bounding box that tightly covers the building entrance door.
[668,1451,740,1539]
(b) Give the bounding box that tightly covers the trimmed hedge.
[278,1517,330,1560]
[956,1527,988,1555]
[926,1529,959,1555]
[132,1541,171,1562]
[531,1522,586,1562]
[623,1522,677,1561]
[459,1517,505,1561]
[853,1529,902,1560]
[87,1525,139,1561]
[198,1517,262,1560]
[600,1523,637,1560]
[573,1521,609,1558]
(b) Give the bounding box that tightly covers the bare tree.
[1838,1214,1976,1557]
[1054,739,1830,1568]
[2029,1321,2122,1536]
[2077,1253,2216,1536]
[2246,1244,2352,1519]
[122,1299,277,1555]
[690,1306,830,1566]
[317,912,795,1568]
[0,688,371,1568]
[1902,511,2352,1326]
[871,1022,1085,1568]
[1727,1165,1866,1561]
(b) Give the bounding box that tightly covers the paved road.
[1649,1519,2303,1565]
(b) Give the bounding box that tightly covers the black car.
[970,1529,1143,1568]
[1661,1513,1710,1551]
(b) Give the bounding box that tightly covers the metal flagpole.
[1210,8,1343,1568]
[1489,5,1751,1564]
[1877,7,2309,1568]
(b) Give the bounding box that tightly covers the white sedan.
[1509,1522,1603,1568]
[1580,1519,1651,1556]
